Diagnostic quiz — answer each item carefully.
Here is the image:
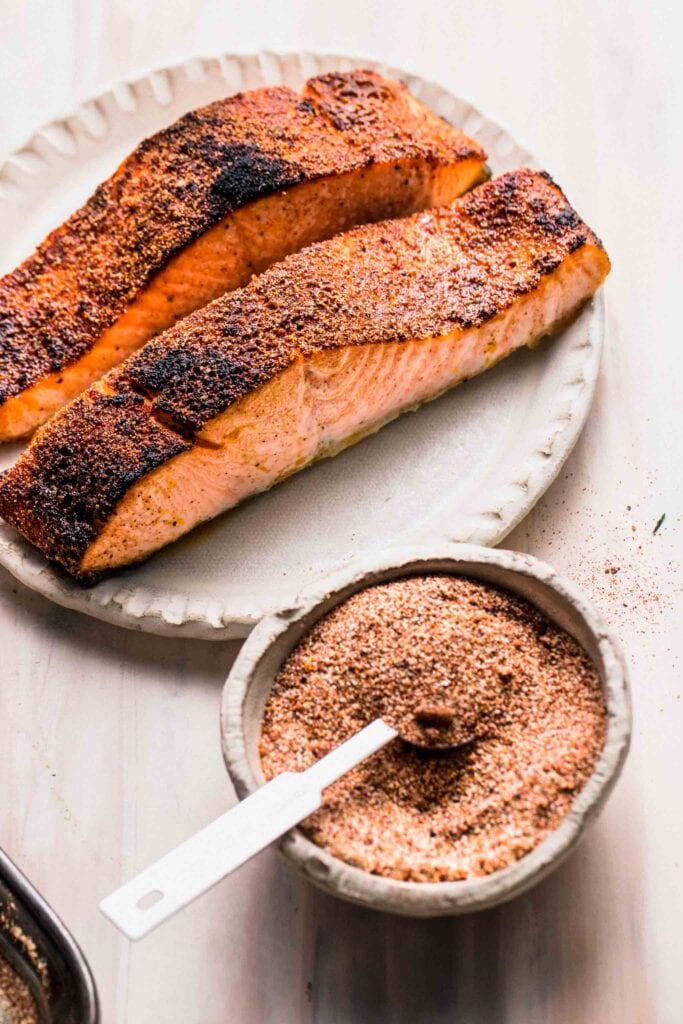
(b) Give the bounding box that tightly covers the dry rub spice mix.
[260,575,607,882]
[0,953,39,1024]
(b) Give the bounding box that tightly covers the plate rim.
[0,49,604,639]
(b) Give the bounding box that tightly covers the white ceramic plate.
[0,51,604,639]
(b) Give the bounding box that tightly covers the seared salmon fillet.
[0,170,610,581]
[0,70,487,440]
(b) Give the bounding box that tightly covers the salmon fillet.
[0,70,487,441]
[0,170,610,582]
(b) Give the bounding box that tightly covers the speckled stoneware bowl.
[221,544,631,917]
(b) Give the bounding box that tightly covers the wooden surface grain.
[1,1,681,1021]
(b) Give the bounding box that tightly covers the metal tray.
[0,848,98,1023]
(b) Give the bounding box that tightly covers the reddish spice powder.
[0,953,39,1024]
[259,575,607,882]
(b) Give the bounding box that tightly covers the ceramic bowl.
[221,544,631,916]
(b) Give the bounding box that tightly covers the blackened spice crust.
[0,69,483,403]
[0,389,189,579]
[121,167,606,432]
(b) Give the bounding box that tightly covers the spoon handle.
[100,719,396,940]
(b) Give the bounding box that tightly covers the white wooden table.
[1,2,681,1021]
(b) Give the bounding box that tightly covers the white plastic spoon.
[100,718,398,940]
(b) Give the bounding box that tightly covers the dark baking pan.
[0,847,98,1023]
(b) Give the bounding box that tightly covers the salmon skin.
[0,170,610,582]
[0,71,487,441]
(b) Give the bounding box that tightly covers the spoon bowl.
[396,714,476,752]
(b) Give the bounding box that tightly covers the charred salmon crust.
[112,166,605,432]
[0,169,610,581]
[0,392,190,579]
[0,70,486,439]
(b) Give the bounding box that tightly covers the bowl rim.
[221,543,631,916]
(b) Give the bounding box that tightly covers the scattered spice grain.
[260,575,607,882]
